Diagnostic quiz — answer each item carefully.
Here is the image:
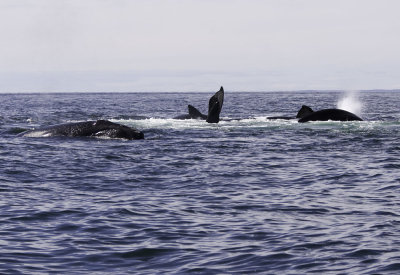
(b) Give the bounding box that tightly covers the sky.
[0,0,400,92]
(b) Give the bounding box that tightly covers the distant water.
[1,91,400,274]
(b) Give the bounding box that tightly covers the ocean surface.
[1,91,400,274]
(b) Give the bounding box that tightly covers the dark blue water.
[1,91,400,274]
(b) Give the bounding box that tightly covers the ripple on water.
[1,92,400,274]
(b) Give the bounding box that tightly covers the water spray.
[337,91,362,116]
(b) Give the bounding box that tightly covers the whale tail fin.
[296,105,314,118]
[188,105,207,119]
[206,86,224,123]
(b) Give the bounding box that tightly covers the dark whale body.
[174,86,224,123]
[266,105,362,122]
[173,105,208,120]
[206,86,224,123]
[298,108,363,123]
[266,116,295,120]
[267,105,314,120]
[22,120,144,140]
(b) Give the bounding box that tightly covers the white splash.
[337,91,362,116]
[22,130,52,137]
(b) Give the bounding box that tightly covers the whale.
[174,86,224,123]
[267,105,314,120]
[21,120,144,140]
[207,86,224,123]
[173,104,208,120]
[298,108,363,123]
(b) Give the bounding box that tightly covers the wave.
[111,117,400,133]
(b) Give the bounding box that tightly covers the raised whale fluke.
[174,86,224,123]
[21,120,144,140]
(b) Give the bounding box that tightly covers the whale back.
[91,120,144,139]
[22,120,144,140]
[298,109,363,123]
[296,105,314,118]
[206,86,224,123]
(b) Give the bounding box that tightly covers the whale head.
[93,120,144,139]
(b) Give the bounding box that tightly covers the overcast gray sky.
[1,0,399,92]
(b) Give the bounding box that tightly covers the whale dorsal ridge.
[296,105,314,118]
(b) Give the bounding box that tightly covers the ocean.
[1,91,400,274]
